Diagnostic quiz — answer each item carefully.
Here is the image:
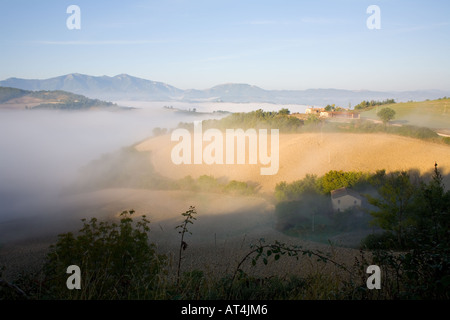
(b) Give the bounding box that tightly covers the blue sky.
[0,0,449,91]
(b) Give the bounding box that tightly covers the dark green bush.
[41,210,167,299]
[360,232,398,250]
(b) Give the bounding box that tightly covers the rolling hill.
[0,86,120,110]
[135,132,450,193]
[0,74,183,102]
[360,98,450,131]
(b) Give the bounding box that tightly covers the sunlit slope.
[136,132,450,192]
[360,98,450,130]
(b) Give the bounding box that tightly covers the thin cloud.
[33,39,170,45]
[300,17,351,25]
[247,20,278,25]
[390,22,450,34]
[238,20,296,26]
[203,54,241,62]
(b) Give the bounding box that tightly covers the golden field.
[136,132,450,192]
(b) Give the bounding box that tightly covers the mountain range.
[1,73,449,106]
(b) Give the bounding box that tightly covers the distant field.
[360,98,450,130]
[136,132,450,192]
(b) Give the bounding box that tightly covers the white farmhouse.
[330,187,363,213]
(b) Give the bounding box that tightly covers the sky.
[0,0,449,91]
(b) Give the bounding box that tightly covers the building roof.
[330,187,363,200]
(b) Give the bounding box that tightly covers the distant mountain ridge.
[0,74,183,101]
[1,73,449,106]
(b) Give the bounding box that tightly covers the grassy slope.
[360,98,450,130]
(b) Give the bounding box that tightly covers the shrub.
[224,180,258,195]
[360,231,399,250]
[332,208,371,232]
[41,210,167,299]
[443,137,450,145]
[274,174,319,201]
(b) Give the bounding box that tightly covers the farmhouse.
[330,187,363,213]
[305,107,325,114]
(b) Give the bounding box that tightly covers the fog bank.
[0,107,223,222]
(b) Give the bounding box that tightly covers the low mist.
[0,107,222,225]
[1,102,449,246]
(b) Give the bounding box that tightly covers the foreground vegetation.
[274,170,375,239]
[1,165,448,300]
[274,163,449,245]
[275,164,450,298]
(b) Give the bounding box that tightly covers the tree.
[305,113,321,125]
[318,170,365,194]
[368,171,416,248]
[324,104,335,111]
[414,163,450,243]
[377,107,396,124]
[278,108,290,115]
[364,164,450,299]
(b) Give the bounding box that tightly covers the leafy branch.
[175,206,197,286]
[228,238,351,299]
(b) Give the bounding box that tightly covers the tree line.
[354,99,396,110]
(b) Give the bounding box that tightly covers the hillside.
[360,98,450,131]
[0,74,183,102]
[0,86,120,110]
[135,132,450,192]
